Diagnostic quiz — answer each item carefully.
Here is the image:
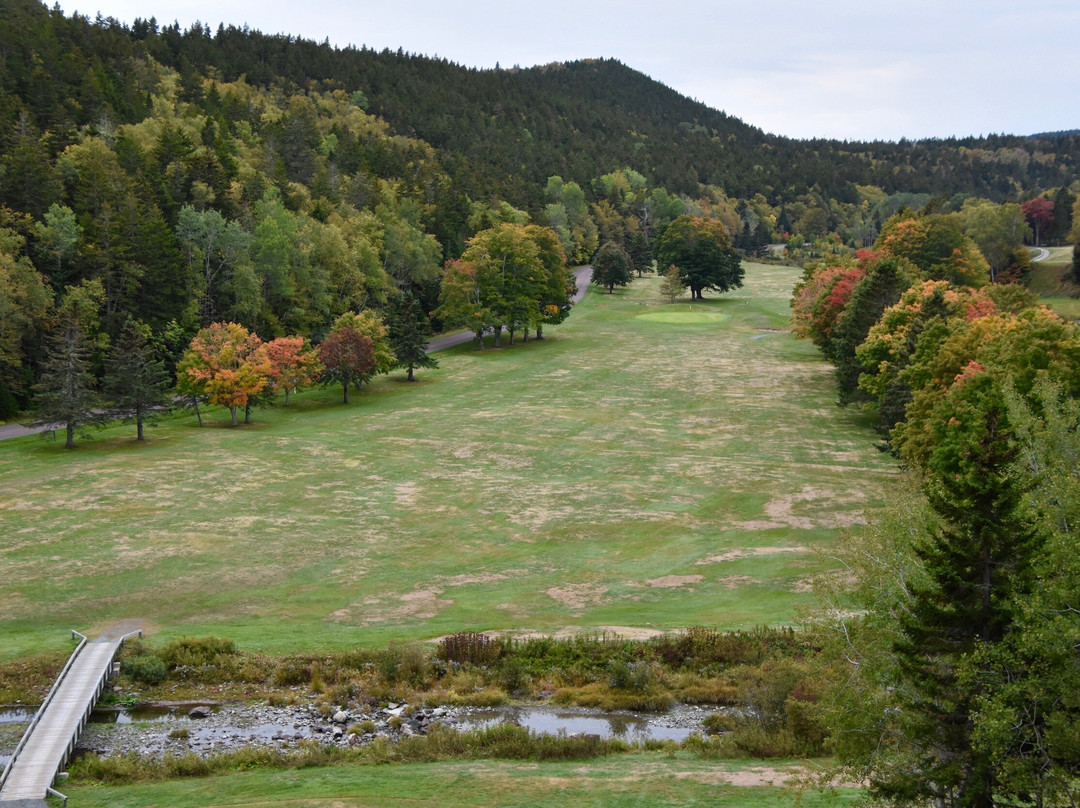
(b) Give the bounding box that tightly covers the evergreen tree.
[30,317,101,449]
[831,257,912,405]
[389,292,438,381]
[103,317,172,440]
[887,375,1043,808]
[1072,243,1080,285]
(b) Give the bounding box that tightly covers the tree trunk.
[536,324,544,340]
[65,422,75,449]
[522,329,528,343]
[407,365,415,381]
[284,388,291,405]
[244,402,252,424]
[494,327,502,348]
[230,406,238,427]
[474,329,484,349]
[136,412,145,441]
[508,326,515,345]
[343,380,349,404]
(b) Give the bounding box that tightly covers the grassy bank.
[62,752,858,807]
[1,264,893,660]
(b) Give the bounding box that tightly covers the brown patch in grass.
[645,575,703,589]
[675,766,797,787]
[716,575,757,589]
[697,546,809,565]
[734,485,870,531]
[333,588,453,625]
[545,584,609,612]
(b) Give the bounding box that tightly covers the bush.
[438,632,504,666]
[121,654,166,685]
[157,636,236,668]
[378,643,431,687]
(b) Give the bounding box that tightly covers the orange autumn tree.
[265,336,323,405]
[178,322,271,426]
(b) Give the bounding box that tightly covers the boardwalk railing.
[0,629,142,804]
[0,630,87,794]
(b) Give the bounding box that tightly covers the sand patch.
[546,584,609,612]
[645,575,703,589]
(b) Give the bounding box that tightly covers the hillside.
[2,0,1078,212]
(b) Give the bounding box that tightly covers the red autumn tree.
[1021,196,1055,247]
[265,336,323,405]
[318,326,375,403]
[177,322,271,426]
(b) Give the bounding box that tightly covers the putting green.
[636,310,730,324]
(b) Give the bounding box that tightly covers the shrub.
[121,654,166,685]
[437,632,504,666]
[157,636,236,669]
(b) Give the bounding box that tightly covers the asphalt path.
[1030,247,1050,262]
[0,266,594,442]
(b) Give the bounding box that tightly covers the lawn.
[0,264,894,660]
[60,753,859,807]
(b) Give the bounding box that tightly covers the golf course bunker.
[636,310,729,324]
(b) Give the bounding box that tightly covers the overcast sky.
[66,0,1079,142]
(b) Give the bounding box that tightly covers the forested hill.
[2,0,1078,212]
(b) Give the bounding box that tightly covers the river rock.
[332,710,349,724]
[188,706,213,719]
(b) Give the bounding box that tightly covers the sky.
[65,0,1080,142]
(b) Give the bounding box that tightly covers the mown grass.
[61,752,859,808]
[1027,250,1079,320]
[0,264,894,660]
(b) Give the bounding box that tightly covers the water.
[89,704,198,724]
[0,707,35,724]
[456,706,696,742]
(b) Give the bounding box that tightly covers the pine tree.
[103,317,172,440]
[389,293,438,382]
[885,376,1042,808]
[30,318,101,449]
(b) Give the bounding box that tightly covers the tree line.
[793,208,1080,806]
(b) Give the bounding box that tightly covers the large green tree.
[654,215,742,299]
[591,241,632,293]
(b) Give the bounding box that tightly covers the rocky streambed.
[73,700,711,760]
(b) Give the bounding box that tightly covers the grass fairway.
[62,754,859,807]
[0,264,894,659]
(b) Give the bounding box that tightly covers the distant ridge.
[1,0,1077,206]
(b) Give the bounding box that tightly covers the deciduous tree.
[654,215,743,299]
[659,264,686,302]
[318,326,375,403]
[1021,196,1055,247]
[265,336,322,404]
[591,241,632,293]
[177,321,271,426]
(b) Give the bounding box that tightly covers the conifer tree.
[31,319,101,449]
[103,317,171,440]
[389,293,438,381]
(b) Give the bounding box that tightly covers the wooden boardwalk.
[0,633,132,804]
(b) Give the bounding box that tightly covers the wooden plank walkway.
[0,635,126,804]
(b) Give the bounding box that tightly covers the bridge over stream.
[0,629,140,806]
